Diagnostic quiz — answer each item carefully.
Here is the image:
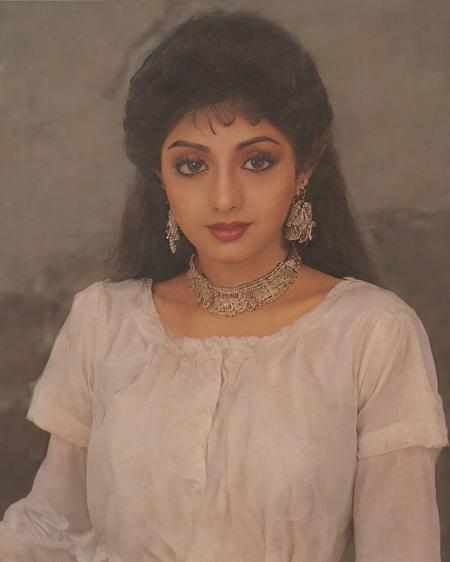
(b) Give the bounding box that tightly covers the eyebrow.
[167,136,282,152]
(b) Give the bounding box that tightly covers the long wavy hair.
[105,8,379,285]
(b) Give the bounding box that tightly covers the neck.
[193,242,292,288]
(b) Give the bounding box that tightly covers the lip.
[207,223,250,241]
[207,222,251,230]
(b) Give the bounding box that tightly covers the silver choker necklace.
[186,245,302,317]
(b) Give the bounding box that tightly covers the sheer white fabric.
[353,446,442,562]
[0,434,105,561]
[0,277,448,561]
[0,439,443,561]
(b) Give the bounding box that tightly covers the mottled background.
[0,0,449,559]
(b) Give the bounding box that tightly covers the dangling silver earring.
[161,182,180,254]
[165,208,180,254]
[284,182,316,243]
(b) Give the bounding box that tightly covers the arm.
[353,304,449,560]
[0,434,98,561]
[0,283,105,560]
[353,445,443,562]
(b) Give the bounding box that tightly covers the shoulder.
[330,277,429,358]
[298,266,417,322]
[71,278,153,358]
[76,277,148,297]
[339,277,418,320]
[73,277,149,316]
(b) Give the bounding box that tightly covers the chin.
[198,242,273,265]
[202,249,252,265]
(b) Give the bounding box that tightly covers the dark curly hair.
[105,8,379,284]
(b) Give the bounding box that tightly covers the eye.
[174,157,208,178]
[242,150,278,172]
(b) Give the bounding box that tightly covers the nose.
[208,169,244,213]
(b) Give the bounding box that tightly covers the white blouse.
[0,276,448,562]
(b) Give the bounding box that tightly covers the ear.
[295,173,310,196]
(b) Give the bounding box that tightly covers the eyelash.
[173,150,279,179]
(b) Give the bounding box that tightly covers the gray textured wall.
[1,1,449,559]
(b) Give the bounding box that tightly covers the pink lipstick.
[207,221,251,242]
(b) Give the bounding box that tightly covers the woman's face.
[160,106,307,265]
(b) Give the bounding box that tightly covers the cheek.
[253,188,295,235]
[169,192,204,230]
[248,164,294,197]
[252,184,294,216]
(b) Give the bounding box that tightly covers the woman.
[1,8,448,562]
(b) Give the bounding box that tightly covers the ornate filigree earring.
[284,180,316,243]
[160,180,180,254]
[165,208,180,254]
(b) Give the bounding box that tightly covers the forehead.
[162,104,290,150]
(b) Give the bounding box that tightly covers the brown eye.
[175,158,208,177]
[248,157,267,170]
[242,150,278,172]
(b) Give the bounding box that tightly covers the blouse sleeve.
[26,282,103,448]
[353,445,442,562]
[0,434,100,561]
[356,306,449,459]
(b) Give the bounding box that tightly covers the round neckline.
[142,276,358,353]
